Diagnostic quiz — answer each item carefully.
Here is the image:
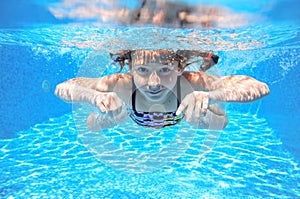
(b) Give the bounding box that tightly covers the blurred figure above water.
[49,0,250,28]
[129,0,223,28]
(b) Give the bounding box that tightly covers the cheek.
[133,75,147,87]
[161,75,177,88]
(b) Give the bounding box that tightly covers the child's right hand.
[94,92,123,113]
[176,91,210,122]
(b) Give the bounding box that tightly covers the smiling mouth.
[147,89,163,95]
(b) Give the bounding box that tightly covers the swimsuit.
[128,77,184,128]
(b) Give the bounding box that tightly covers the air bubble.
[42,80,51,93]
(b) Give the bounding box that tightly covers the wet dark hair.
[176,50,219,72]
[110,50,219,73]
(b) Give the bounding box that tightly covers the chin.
[144,91,168,103]
[146,96,164,103]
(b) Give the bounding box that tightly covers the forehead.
[133,63,174,69]
[132,50,175,65]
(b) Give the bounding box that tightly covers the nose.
[148,71,160,87]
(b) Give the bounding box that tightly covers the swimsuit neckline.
[128,77,184,128]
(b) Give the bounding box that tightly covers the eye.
[158,67,171,75]
[136,67,149,75]
[161,67,171,72]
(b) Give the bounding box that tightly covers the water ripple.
[0,112,299,198]
[0,24,299,53]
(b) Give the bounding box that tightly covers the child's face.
[132,62,180,103]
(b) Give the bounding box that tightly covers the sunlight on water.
[0,112,299,198]
[1,25,299,52]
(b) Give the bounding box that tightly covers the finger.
[114,106,122,115]
[86,112,98,131]
[96,102,107,113]
[114,109,127,123]
[112,97,123,111]
[111,103,123,116]
[102,101,110,113]
[202,96,209,114]
[176,101,188,116]
[185,101,195,122]
[104,93,121,111]
[208,104,226,116]
[108,99,118,111]
[195,100,202,120]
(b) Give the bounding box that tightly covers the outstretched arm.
[55,78,100,105]
[54,73,131,112]
[55,74,131,131]
[183,72,270,103]
[177,72,270,121]
[209,75,270,102]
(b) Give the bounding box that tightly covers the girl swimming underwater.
[55,50,270,130]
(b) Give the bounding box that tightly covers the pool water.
[1,112,299,198]
[1,0,300,198]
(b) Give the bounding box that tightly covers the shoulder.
[180,71,220,91]
[180,71,209,85]
[95,73,132,91]
[181,71,204,80]
[181,71,218,79]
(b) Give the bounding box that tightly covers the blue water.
[1,112,299,198]
[1,0,300,198]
